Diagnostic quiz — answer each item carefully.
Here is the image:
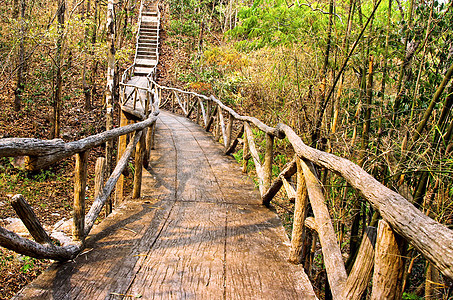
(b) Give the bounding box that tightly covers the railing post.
[73,150,88,243]
[196,98,201,125]
[263,133,274,190]
[289,157,309,264]
[171,91,175,112]
[94,157,108,215]
[242,127,249,173]
[215,106,221,142]
[342,226,377,299]
[225,112,234,150]
[115,111,129,204]
[132,130,145,199]
[370,220,405,299]
[205,99,211,129]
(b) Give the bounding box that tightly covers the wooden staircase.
[134,1,159,76]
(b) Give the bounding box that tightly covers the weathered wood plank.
[225,204,317,299]
[14,110,315,299]
[13,199,173,300]
[125,202,225,299]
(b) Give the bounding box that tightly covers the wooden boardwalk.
[14,111,316,299]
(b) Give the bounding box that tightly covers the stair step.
[138,41,158,45]
[135,58,157,66]
[141,16,158,23]
[137,55,157,60]
[138,44,157,49]
[138,42,158,48]
[134,67,155,76]
[137,48,157,55]
[138,44,158,48]
[139,37,158,41]
[141,21,158,26]
[140,29,158,34]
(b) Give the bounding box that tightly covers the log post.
[225,112,234,150]
[218,107,227,147]
[215,106,221,142]
[205,100,212,130]
[300,159,347,299]
[224,124,244,155]
[115,111,129,204]
[132,130,145,199]
[206,105,217,132]
[196,98,201,125]
[370,220,405,300]
[94,157,108,215]
[144,127,153,168]
[11,194,52,244]
[425,262,440,300]
[244,122,265,195]
[73,150,88,243]
[289,157,309,264]
[242,128,249,173]
[151,122,156,150]
[171,91,175,112]
[263,133,274,191]
[342,226,377,299]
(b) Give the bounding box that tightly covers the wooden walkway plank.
[124,202,226,299]
[13,199,173,300]
[225,204,317,299]
[14,111,316,299]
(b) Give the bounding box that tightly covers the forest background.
[0,0,452,298]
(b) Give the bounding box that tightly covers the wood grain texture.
[342,226,377,299]
[73,151,88,242]
[299,159,347,299]
[370,220,404,300]
[15,110,315,299]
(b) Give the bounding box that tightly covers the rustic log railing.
[147,74,453,298]
[0,110,159,260]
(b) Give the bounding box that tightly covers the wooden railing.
[0,111,159,260]
[148,75,453,298]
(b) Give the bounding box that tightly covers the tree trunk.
[106,0,115,193]
[14,0,26,112]
[52,0,65,139]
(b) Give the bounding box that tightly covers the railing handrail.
[149,78,453,286]
[0,114,158,260]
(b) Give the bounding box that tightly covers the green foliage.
[19,256,35,274]
[169,19,200,37]
[402,292,422,300]
[227,0,312,49]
